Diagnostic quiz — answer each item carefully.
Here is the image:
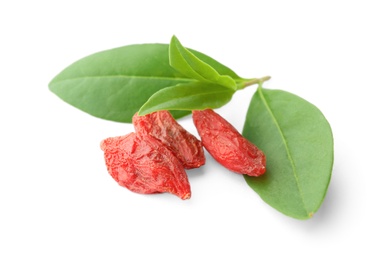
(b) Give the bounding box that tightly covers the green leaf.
[138,82,235,115]
[243,87,333,220]
[49,43,239,123]
[169,36,237,90]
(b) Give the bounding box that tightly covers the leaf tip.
[48,77,57,90]
[170,35,181,47]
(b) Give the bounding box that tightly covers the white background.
[1,0,389,259]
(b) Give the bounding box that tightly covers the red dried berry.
[133,111,205,169]
[192,109,266,176]
[100,132,191,200]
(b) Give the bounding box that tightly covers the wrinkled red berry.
[133,111,205,169]
[100,132,191,200]
[192,109,266,176]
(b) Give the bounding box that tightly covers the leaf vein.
[50,75,195,84]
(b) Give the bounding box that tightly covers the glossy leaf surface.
[243,88,333,219]
[49,43,239,123]
[169,36,237,90]
[138,82,235,115]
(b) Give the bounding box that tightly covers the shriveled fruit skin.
[192,109,266,176]
[100,132,191,200]
[133,111,205,169]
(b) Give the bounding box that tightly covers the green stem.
[237,76,271,90]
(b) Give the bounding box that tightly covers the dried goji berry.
[100,132,191,200]
[192,109,266,176]
[133,111,205,169]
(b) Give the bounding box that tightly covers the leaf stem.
[237,76,271,90]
